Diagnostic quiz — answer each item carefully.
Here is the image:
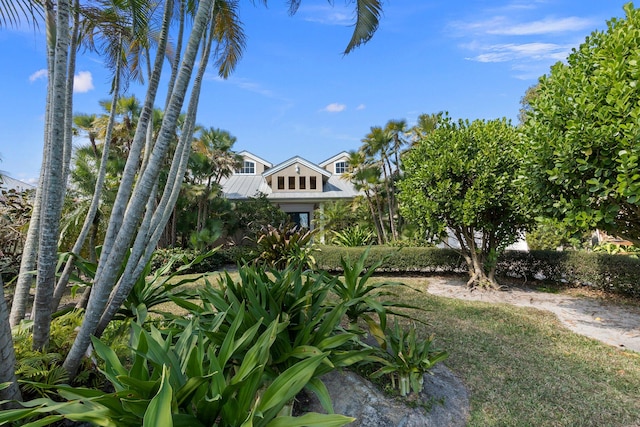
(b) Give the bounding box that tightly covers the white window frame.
[334,161,347,174]
[238,160,255,175]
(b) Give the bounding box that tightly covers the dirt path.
[426,276,640,352]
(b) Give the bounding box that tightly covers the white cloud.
[356,104,366,110]
[73,71,94,93]
[468,42,570,63]
[29,69,47,82]
[323,103,346,113]
[296,5,353,25]
[451,16,594,37]
[488,17,595,35]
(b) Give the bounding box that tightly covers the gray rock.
[302,364,469,426]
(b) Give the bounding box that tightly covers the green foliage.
[399,116,532,285]
[497,250,640,298]
[253,223,318,270]
[315,245,467,274]
[521,3,640,246]
[332,248,424,342]
[0,315,354,427]
[117,249,219,324]
[526,218,586,251]
[0,188,33,283]
[225,194,289,246]
[371,321,448,397]
[11,311,100,399]
[187,264,371,383]
[331,224,375,247]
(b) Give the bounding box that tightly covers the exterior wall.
[270,162,323,193]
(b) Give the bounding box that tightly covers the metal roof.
[220,174,361,201]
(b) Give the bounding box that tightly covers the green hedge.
[314,246,640,298]
[314,245,467,273]
[151,246,254,274]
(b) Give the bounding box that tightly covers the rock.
[302,364,469,426]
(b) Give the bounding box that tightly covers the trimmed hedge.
[314,246,640,298]
[151,246,254,274]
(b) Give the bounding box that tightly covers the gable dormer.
[264,156,331,193]
[319,151,350,175]
[236,151,272,175]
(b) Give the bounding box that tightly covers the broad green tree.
[522,3,640,246]
[399,117,532,288]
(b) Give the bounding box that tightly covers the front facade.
[220,151,359,229]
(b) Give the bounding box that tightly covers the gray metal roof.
[0,175,36,192]
[220,174,361,201]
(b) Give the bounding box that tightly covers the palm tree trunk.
[33,0,72,350]
[51,38,122,310]
[0,276,22,408]
[96,18,214,337]
[8,0,57,328]
[64,0,215,379]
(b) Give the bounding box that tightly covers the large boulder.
[303,364,469,426]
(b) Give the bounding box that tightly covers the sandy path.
[426,276,640,352]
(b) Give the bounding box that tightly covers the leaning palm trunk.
[95,16,214,338]
[32,0,72,350]
[0,276,22,407]
[64,0,215,378]
[51,40,122,311]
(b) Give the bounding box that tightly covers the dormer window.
[335,161,347,174]
[238,160,255,174]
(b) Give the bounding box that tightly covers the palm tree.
[344,150,386,244]
[189,127,242,232]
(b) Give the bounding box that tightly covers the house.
[0,175,36,193]
[220,151,360,229]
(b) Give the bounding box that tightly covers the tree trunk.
[33,0,72,350]
[0,276,22,408]
[64,0,215,379]
[96,17,214,337]
[51,39,121,311]
[8,0,57,327]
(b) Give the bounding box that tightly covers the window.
[288,176,296,189]
[299,176,306,190]
[310,176,317,190]
[238,160,255,174]
[335,161,347,174]
[288,212,310,229]
[277,176,285,190]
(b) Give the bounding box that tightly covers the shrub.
[316,246,640,298]
[370,320,448,397]
[252,223,318,270]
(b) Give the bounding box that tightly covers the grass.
[155,272,640,426]
[383,277,640,427]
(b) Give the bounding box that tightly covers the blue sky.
[0,0,631,183]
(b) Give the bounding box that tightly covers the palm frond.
[0,0,43,29]
[344,0,382,54]
[212,0,246,78]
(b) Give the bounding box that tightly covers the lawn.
[387,277,640,427]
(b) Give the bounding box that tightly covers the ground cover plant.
[0,258,447,426]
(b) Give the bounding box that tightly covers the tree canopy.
[399,116,531,287]
[522,2,640,246]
